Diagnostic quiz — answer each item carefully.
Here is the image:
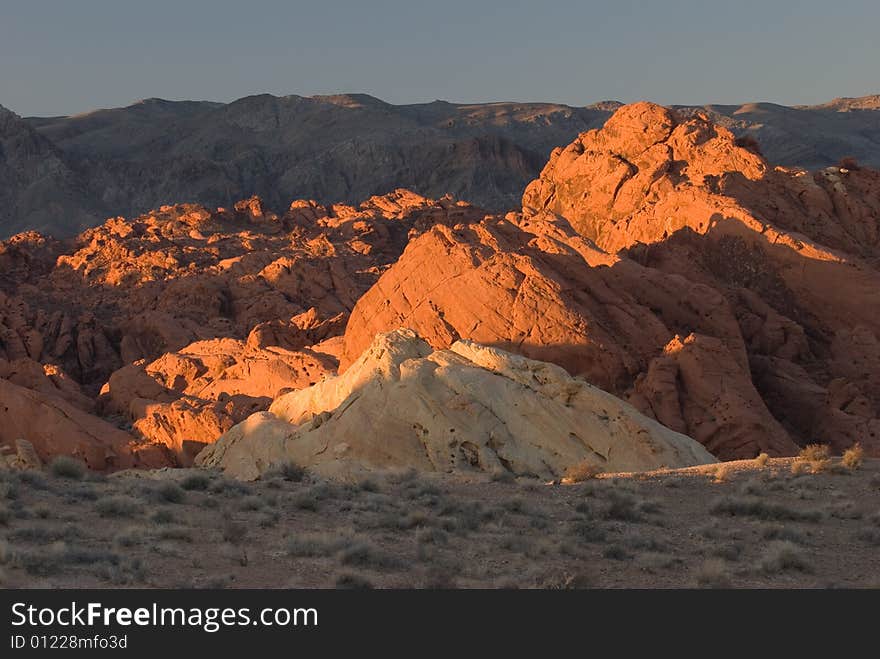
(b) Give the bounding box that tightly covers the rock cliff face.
[343,103,880,458]
[196,329,715,480]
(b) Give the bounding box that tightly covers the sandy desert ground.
[2,455,878,589]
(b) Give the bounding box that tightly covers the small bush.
[540,571,595,590]
[568,519,607,543]
[221,519,246,545]
[791,460,812,476]
[841,443,864,471]
[695,559,732,588]
[710,496,821,522]
[602,491,642,522]
[239,495,264,512]
[288,533,345,557]
[155,482,186,504]
[754,452,770,467]
[114,528,144,548]
[158,526,194,543]
[150,509,175,524]
[49,456,86,480]
[95,496,141,518]
[335,573,374,589]
[762,525,808,545]
[759,540,812,574]
[490,469,516,484]
[602,545,632,561]
[838,156,861,171]
[18,470,49,489]
[797,444,831,473]
[180,473,211,491]
[269,461,307,483]
[338,541,400,569]
[563,461,602,483]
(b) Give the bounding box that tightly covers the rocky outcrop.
[99,337,336,464]
[343,103,880,457]
[0,377,169,469]
[196,330,715,480]
[340,213,798,459]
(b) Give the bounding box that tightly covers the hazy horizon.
[2,0,879,117]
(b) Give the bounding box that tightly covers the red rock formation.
[0,190,485,465]
[343,103,880,458]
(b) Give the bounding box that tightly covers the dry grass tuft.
[695,559,732,588]
[841,444,864,471]
[562,461,603,484]
[754,453,770,467]
[796,444,831,474]
[759,540,812,574]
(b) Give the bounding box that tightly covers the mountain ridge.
[2,93,879,238]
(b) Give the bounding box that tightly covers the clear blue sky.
[1,0,878,116]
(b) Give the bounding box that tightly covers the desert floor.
[1,457,879,589]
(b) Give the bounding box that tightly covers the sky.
[1,0,878,117]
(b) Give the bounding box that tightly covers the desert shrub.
[95,496,141,518]
[838,156,861,171]
[287,532,351,557]
[157,526,194,542]
[759,541,812,573]
[221,519,246,544]
[154,481,186,504]
[258,511,280,528]
[63,546,120,566]
[416,527,448,547]
[18,470,49,489]
[334,573,374,589]
[856,528,880,546]
[563,461,602,483]
[695,559,732,588]
[602,545,632,561]
[540,571,595,589]
[841,443,864,471]
[150,508,175,524]
[267,461,307,483]
[0,481,18,500]
[490,469,516,484]
[762,525,808,545]
[710,542,743,562]
[791,460,812,476]
[569,518,608,542]
[338,541,400,569]
[114,527,144,548]
[291,491,319,511]
[180,473,211,491]
[357,478,380,492]
[710,496,821,522]
[421,565,459,589]
[602,490,642,522]
[9,524,81,543]
[239,495,264,512]
[797,444,831,473]
[754,452,770,467]
[49,456,86,480]
[714,463,734,482]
